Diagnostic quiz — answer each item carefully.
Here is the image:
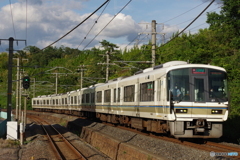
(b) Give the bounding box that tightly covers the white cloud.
[0,0,194,51]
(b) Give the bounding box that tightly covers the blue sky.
[0,0,222,52]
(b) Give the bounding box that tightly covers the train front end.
[167,65,228,138]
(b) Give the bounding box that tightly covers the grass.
[0,139,20,148]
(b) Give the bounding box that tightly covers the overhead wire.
[82,0,133,50]
[157,0,216,49]
[41,0,110,51]
[124,1,212,50]
[25,0,28,46]
[163,1,207,24]
[77,0,111,49]
[9,0,17,38]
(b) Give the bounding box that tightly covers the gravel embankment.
[0,112,239,160]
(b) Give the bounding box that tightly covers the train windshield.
[167,68,228,102]
[167,68,190,101]
[208,69,228,102]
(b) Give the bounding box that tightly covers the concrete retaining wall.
[79,126,164,160]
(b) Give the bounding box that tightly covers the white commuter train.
[32,61,229,138]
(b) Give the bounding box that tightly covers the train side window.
[114,89,116,102]
[124,85,135,102]
[82,94,85,103]
[97,91,102,103]
[104,89,111,102]
[86,93,90,103]
[74,96,77,104]
[117,88,120,102]
[70,97,73,104]
[140,81,154,102]
[91,93,95,103]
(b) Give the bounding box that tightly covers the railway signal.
[22,76,30,89]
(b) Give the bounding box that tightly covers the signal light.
[22,76,30,89]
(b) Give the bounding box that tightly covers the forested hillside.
[0,0,239,116]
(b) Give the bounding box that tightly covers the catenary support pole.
[7,37,14,121]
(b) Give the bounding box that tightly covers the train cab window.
[62,98,64,104]
[124,85,135,102]
[53,100,55,105]
[208,69,228,102]
[97,91,102,103]
[56,99,58,105]
[167,68,190,101]
[104,89,111,102]
[37,100,39,104]
[140,81,154,101]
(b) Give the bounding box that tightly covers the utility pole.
[151,20,156,67]
[98,49,116,82]
[15,58,19,121]
[139,20,165,67]
[0,37,26,121]
[7,37,14,121]
[14,58,28,121]
[77,65,87,89]
[106,51,110,81]
[45,67,74,94]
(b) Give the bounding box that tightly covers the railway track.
[28,111,239,159]
[28,115,87,160]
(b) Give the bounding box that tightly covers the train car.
[32,61,229,138]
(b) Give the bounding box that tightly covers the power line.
[41,0,110,51]
[163,1,206,24]
[9,0,16,38]
[172,6,221,29]
[82,0,133,50]
[25,0,28,46]
[157,0,216,49]
[77,0,111,49]
[124,2,217,50]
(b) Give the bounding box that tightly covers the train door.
[157,77,167,119]
[191,76,208,118]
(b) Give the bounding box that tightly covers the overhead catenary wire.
[163,1,207,24]
[124,2,218,51]
[82,0,133,50]
[9,0,16,38]
[77,0,111,49]
[25,0,28,46]
[41,0,110,51]
[157,0,216,49]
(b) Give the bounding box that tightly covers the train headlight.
[211,109,222,114]
[176,109,188,113]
